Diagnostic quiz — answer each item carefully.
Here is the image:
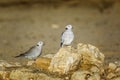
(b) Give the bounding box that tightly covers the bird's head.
[65,25,73,30]
[37,41,44,47]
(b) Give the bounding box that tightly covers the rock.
[48,46,81,74]
[27,61,35,66]
[10,68,63,80]
[88,73,100,80]
[0,60,21,70]
[0,71,10,80]
[111,76,120,80]
[106,63,120,80]
[90,66,100,73]
[35,57,51,71]
[106,64,120,80]
[71,70,91,80]
[77,43,105,69]
[108,63,117,73]
[0,43,120,80]
[43,54,55,58]
[71,70,100,80]
[115,68,120,73]
[107,72,116,79]
[0,75,3,80]
[48,43,105,75]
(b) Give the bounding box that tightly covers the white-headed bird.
[15,41,44,60]
[60,25,74,47]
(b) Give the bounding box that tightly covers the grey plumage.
[15,41,44,60]
[60,25,74,47]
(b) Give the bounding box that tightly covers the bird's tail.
[60,42,63,47]
[14,53,25,58]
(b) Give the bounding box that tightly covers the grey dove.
[60,25,74,47]
[15,41,44,60]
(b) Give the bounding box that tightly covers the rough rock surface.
[0,60,21,70]
[0,71,10,80]
[48,43,105,75]
[71,70,101,80]
[106,63,120,80]
[48,46,81,74]
[35,57,51,71]
[43,54,55,58]
[77,43,105,69]
[10,68,63,80]
[0,43,120,80]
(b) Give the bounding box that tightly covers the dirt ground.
[0,2,119,64]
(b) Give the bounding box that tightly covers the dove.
[60,25,74,47]
[15,41,44,60]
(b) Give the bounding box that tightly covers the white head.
[65,25,73,30]
[36,41,44,47]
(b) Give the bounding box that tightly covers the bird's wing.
[23,46,35,55]
[60,31,65,47]
[15,46,35,58]
[61,30,66,41]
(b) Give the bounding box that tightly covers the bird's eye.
[65,28,68,30]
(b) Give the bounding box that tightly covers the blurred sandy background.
[0,0,119,63]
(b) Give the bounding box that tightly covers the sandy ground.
[0,2,119,64]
